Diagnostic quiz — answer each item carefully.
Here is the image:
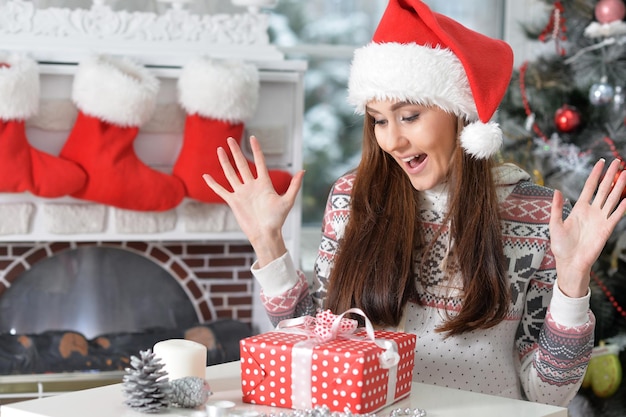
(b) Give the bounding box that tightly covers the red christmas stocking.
[59,55,185,211]
[173,57,292,203]
[0,53,86,198]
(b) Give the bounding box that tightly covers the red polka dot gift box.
[240,309,417,414]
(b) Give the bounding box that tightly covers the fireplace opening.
[0,246,198,339]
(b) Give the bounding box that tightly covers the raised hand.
[202,136,305,268]
[549,158,626,298]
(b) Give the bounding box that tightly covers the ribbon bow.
[306,309,358,342]
[277,308,400,369]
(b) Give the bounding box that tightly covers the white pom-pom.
[460,121,503,159]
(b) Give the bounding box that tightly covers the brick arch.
[0,240,255,326]
[0,241,213,323]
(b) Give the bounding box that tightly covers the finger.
[594,159,621,208]
[202,173,232,202]
[579,158,606,205]
[609,197,626,224]
[227,137,256,182]
[550,189,565,230]
[248,136,270,179]
[604,168,626,215]
[283,170,306,206]
[216,146,243,190]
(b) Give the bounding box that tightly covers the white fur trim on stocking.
[72,55,159,127]
[178,57,259,122]
[115,209,177,234]
[0,53,39,120]
[0,203,34,235]
[460,121,503,159]
[43,204,107,234]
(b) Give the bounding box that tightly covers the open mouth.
[402,154,427,169]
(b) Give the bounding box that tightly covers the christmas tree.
[498,1,626,415]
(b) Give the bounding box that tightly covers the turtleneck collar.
[420,181,449,212]
[417,163,531,211]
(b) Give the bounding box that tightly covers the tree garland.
[592,270,626,321]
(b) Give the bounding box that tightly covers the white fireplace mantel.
[0,0,306,266]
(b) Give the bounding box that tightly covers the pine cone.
[168,376,212,408]
[122,350,172,413]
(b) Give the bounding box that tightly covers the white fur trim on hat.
[460,121,503,159]
[0,52,39,120]
[178,57,259,122]
[72,55,159,127]
[348,42,478,121]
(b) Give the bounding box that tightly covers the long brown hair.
[324,114,510,336]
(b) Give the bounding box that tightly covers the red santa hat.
[347,0,514,159]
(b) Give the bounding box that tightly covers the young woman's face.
[366,100,458,191]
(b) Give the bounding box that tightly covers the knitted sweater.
[252,163,594,407]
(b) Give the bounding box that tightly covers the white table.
[1,361,567,417]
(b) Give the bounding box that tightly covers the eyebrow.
[365,101,415,114]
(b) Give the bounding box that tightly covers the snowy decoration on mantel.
[0,0,284,64]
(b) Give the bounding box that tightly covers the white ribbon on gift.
[276,308,401,410]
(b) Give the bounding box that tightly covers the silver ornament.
[246,405,427,417]
[589,78,615,105]
[169,376,212,408]
[613,85,625,112]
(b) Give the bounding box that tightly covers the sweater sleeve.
[504,180,595,406]
[516,247,595,407]
[254,253,317,326]
[252,174,355,327]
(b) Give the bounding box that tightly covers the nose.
[377,121,406,153]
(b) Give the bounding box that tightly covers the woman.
[202,0,626,407]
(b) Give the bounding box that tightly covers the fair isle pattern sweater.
[253,164,595,407]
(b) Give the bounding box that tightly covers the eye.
[400,114,419,122]
[372,118,387,126]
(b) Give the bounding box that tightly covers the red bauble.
[595,0,626,23]
[554,105,581,132]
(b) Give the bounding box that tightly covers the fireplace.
[0,0,306,398]
[0,240,256,376]
[0,245,200,338]
[0,241,258,336]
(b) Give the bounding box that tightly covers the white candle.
[153,339,207,380]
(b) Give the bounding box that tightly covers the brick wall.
[0,241,256,328]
